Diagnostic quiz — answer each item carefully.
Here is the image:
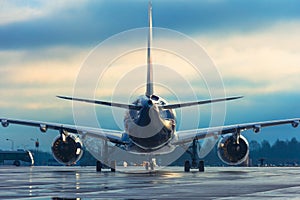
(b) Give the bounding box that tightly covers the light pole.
[31,138,39,165]
[31,138,39,151]
[6,139,14,151]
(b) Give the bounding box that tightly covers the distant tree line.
[249,138,300,166]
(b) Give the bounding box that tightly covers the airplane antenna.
[146,1,154,97]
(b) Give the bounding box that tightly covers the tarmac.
[0,166,300,199]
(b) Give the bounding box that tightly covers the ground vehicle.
[0,150,34,166]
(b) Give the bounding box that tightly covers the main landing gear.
[184,139,205,172]
[96,140,116,172]
[144,158,156,171]
[96,160,116,172]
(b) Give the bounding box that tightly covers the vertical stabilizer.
[146,1,154,97]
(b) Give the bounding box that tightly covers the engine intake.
[51,134,83,165]
[217,135,249,165]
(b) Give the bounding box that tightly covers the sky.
[0,0,300,151]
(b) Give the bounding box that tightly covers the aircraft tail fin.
[145,1,154,97]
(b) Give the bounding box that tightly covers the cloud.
[1,0,300,49]
[0,1,44,25]
[0,0,142,49]
[153,0,300,36]
[0,46,88,113]
[197,21,300,95]
[1,19,299,111]
[0,0,90,25]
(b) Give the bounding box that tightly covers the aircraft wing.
[174,118,300,145]
[0,118,126,145]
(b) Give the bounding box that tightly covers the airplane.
[1,2,300,172]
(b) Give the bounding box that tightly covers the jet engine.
[51,134,83,165]
[217,135,249,165]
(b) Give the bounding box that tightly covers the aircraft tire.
[184,160,191,172]
[110,160,116,172]
[150,161,154,170]
[13,160,20,167]
[198,160,204,172]
[96,160,102,172]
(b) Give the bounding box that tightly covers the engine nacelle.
[253,125,261,133]
[51,134,83,165]
[217,135,249,165]
[1,119,9,127]
[292,121,299,128]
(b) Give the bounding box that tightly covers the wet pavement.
[0,166,300,199]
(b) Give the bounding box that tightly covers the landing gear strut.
[96,140,116,172]
[184,139,204,172]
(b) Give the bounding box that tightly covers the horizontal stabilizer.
[161,96,243,109]
[56,95,142,110]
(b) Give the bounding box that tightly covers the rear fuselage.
[124,95,176,152]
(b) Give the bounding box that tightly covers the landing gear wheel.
[150,161,154,170]
[198,160,204,172]
[184,160,191,172]
[110,160,116,172]
[96,160,102,172]
[96,160,117,172]
[145,162,149,171]
[13,160,20,167]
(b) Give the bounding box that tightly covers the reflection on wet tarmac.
[1,166,300,199]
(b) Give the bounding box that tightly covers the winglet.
[146,1,154,97]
